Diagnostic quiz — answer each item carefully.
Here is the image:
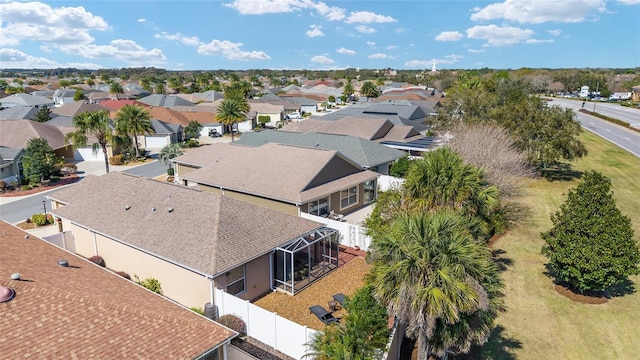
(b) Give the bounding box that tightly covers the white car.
[286,112,302,120]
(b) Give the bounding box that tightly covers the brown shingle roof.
[148,107,191,126]
[48,172,322,275]
[0,119,67,149]
[0,221,235,359]
[174,142,378,204]
[282,116,394,141]
[50,102,111,117]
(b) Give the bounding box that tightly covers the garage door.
[145,136,169,149]
[74,148,104,162]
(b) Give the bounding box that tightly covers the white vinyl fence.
[42,230,75,252]
[300,213,372,251]
[214,288,318,360]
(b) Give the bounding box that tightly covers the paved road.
[551,98,640,127]
[0,188,60,224]
[122,159,167,178]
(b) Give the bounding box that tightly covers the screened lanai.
[272,227,340,295]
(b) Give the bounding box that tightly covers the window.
[340,186,358,209]
[363,179,377,203]
[309,197,329,216]
[226,265,245,295]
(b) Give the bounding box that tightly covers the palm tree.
[115,104,155,158]
[110,81,124,100]
[159,143,184,167]
[404,147,500,238]
[367,211,500,359]
[360,81,380,99]
[66,110,116,174]
[216,98,248,142]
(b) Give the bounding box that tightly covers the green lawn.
[482,130,640,359]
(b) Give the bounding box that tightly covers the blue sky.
[1,0,639,71]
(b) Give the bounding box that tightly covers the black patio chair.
[309,305,339,325]
[332,293,347,308]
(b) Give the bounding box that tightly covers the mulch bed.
[554,284,607,304]
[0,174,80,197]
[253,257,371,331]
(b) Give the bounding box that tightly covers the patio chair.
[309,305,339,325]
[332,293,347,308]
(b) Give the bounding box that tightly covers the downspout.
[92,231,98,255]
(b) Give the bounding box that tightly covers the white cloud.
[355,25,376,34]
[345,11,396,24]
[395,28,408,34]
[57,39,167,66]
[310,55,335,64]
[386,45,398,50]
[526,38,554,43]
[306,24,324,38]
[198,39,270,61]
[470,0,606,24]
[137,18,147,23]
[404,60,432,68]
[369,53,393,59]
[225,0,345,20]
[618,0,640,4]
[435,31,464,41]
[337,47,356,55]
[366,41,376,46]
[0,48,102,69]
[154,32,202,47]
[0,1,108,46]
[404,55,463,68]
[468,48,486,53]
[547,29,562,36]
[466,24,534,46]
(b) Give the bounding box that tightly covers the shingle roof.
[138,94,196,107]
[51,102,112,117]
[174,142,379,204]
[0,120,67,149]
[0,146,24,160]
[150,119,181,134]
[0,106,40,120]
[0,93,54,107]
[282,116,395,140]
[235,130,404,168]
[48,172,322,276]
[0,221,235,359]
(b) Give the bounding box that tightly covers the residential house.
[51,102,112,118]
[45,115,118,162]
[249,100,283,127]
[0,221,236,359]
[48,172,337,304]
[52,88,77,106]
[0,93,54,108]
[0,120,74,160]
[235,129,405,175]
[632,85,640,101]
[98,99,148,111]
[0,106,40,121]
[138,94,196,108]
[281,96,317,115]
[138,119,183,149]
[0,147,25,183]
[172,142,379,217]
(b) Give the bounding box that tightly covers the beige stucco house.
[172,142,380,218]
[48,172,339,308]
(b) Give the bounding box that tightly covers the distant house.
[138,94,196,108]
[632,85,640,102]
[235,129,405,175]
[172,142,379,217]
[51,102,112,118]
[0,120,74,160]
[0,93,54,108]
[0,106,40,121]
[0,221,236,359]
[48,172,337,304]
[248,101,283,127]
[52,88,77,106]
[138,119,183,149]
[0,147,25,183]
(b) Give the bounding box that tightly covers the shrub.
[182,139,199,148]
[115,271,131,280]
[258,115,270,125]
[50,176,60,183]
[0,180,6,192]
[88,255,106,267]
[109,154,124,165]
[190,307,205,315]
[166,167,175,176]
[216,314,246,335]
[31,213,48,226]
[133,275,163,294]
[21,185,32,191]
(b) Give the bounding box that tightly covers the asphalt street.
[0,188,60,224]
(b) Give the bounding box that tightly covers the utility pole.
[593,81,599,112]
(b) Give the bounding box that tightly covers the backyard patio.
[254,248,370,331]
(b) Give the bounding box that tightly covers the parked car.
[209,130,222,138]
[286,112,302,120]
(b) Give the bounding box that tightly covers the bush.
[50,176,60,183]
[181,139,199,148]
[88,255,106,267]
[0,180,6,192]
[258,115,270,125]
[31,213,48,226]
[109,154,124,165]
[21,185,32,191]
[166,167,175,176]
[115,271,131,280]
[133,275,163,294]
[190,307,205,315]
[216,314,246,335]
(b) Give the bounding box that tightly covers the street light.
[42,200,46,217]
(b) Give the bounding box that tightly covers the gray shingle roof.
[0,93,54,107]
[138,94,196,107]
[49,172,323,276]
[150,119,181,134]
[0,120,67,149]
[0,106,40,120]
[235,130,404,169]
[174,142,379,204]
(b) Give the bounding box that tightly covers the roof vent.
[24,235,29,239]
[151,207,156,212]
[10,273,20,281]
[125,205,131,210]
[168,207,174,213]
[58,259,69,267]
[0,285,16,303]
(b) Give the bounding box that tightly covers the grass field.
[482,130,640,359]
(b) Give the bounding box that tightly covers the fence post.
[273,312,278,351]
[245,300,251,337]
